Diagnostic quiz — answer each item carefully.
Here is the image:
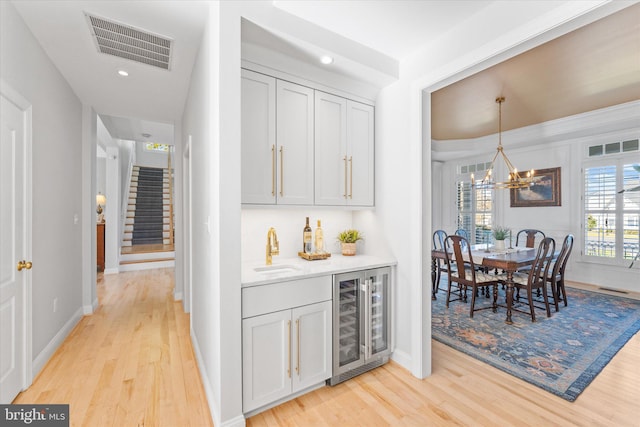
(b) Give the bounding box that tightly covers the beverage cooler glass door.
[333,272,364,373]
[367,268,390,358]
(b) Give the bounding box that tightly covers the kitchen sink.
[253,264,299,274]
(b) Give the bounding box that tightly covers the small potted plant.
[337,229,363,256]
[492,226,510,250]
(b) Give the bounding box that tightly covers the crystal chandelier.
[472,97,535,189]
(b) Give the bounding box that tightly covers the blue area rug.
[431,286,640,401]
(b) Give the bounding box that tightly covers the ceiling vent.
[85,13,172,70]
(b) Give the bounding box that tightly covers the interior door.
[0,94,28,403]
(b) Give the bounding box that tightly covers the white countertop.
[242,254,397,288]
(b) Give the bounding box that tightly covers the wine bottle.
[303,217,312,253]
[315,220,324,254]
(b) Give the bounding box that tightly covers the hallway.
[13,269,213,427]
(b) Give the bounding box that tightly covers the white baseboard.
[32,307,83,378]
[191,329,219,427]
[118,260,175,272]
[220,415,246,427]
[104,267,120,275]
[390,349,411,372]
[174,291,183,301]
[82,297,99,315]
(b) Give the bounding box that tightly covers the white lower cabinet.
[242,277,332,414]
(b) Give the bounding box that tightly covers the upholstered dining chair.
[512,237,556,322]
[432,229,449,294]
[444,235,500,318]
[515,229,546,248]
[546,234,574,310]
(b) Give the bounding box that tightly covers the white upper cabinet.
[315,92,374,206]
[314,92,347,205]
[241,69,276,204]
[242,68,374,207]
[346,100,375,206]
[276,80,315,205]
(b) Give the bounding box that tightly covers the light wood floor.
[14,268,213,427]
[248,283,640,426]
[15,271,639,426]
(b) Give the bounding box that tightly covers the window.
[583,158,640,264]
[456,180,493,245]
[144,143,169,152]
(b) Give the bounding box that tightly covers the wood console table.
[97,222,105,272]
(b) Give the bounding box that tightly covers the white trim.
[117,260,175,272]
[191,329,220,427]
[32,308,83,378]
[173,291,183,301]
[432,101,640,162]
[390,348,411,369]
[184,135,193,314]
[417,0,628,382]
[220,415,246,427]
[1,78,34,393]
[82,297,99,315]
[103,267,120,275]
[241,60,376,106]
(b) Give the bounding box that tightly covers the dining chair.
[454,228,469,239]
[512,237,556,322]
[514,229,547,284]
[515,229,546,248]
[546,234,574,310]
[432,229,449,294]
[444,235,500,318]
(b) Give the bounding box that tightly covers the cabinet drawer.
[242,276,331,318]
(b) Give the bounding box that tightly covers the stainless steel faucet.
[266,227,279,265]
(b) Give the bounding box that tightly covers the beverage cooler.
[328,267,392,386]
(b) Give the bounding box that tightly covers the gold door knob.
[17,260,32,271]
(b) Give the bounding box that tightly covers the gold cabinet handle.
[280,146,284,197]
[343,156,348,199]
[287,320,291,378]
[271,145,276,197]
[295,318,300,375]
[17,260,32,271]
[349,156,353,199]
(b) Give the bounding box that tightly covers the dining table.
[431,244,549,324]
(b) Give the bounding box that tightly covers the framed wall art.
[510,167,561,207]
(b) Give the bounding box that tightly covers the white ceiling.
[9,1,639,147]
[11,0,208,144]
[272,0,492,61]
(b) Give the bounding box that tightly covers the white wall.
[241,208,355,263]
[96,156,106,197]
[1,1,84,374]
[135,141,170,169]
[104,146,120,273]
[181,2,634,425]
[181,3,219,425]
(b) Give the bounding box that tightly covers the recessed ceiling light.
[142,133,151,138]
[117,70,129,77]
[320,55,334,65]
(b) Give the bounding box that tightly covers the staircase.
[120,165,175,271]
